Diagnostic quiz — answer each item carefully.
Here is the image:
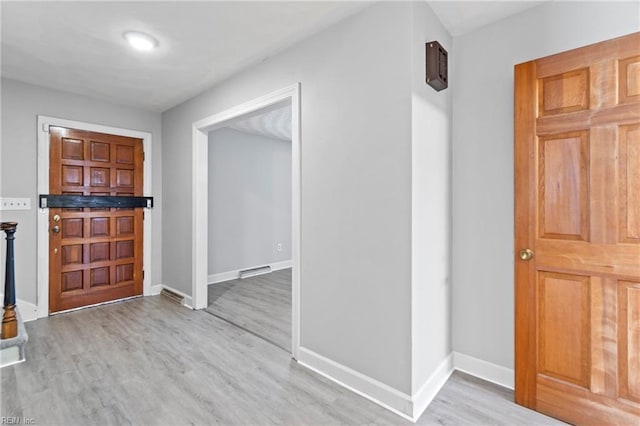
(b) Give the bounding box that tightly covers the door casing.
[37,116,153,318]
[191,83,301,359]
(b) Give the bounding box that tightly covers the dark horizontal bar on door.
[39,195,154,209]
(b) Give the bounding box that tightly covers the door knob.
[51,225,61,234]
[519,248,534,261]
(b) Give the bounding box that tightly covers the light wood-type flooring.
[206,268,291,351]
[0,294,564,425]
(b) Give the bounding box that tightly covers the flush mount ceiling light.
[123,31,158,51]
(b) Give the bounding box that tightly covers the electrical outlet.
[0,198,31,211]
[277,243,282,252]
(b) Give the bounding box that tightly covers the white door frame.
[191,83,301,359]
[36,116,153,318]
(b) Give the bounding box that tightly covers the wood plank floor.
[206,268,291,351]
[0,296,564,425]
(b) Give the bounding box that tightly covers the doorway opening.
[205,103,292,351]
[191,84,301,358]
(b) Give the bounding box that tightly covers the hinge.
[142,152,145,161]
[142,270,145,279]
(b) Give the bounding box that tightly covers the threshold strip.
[50,295,142,316]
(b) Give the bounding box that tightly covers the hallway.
[0,296,563,425]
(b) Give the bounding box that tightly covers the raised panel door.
[515,32,640,424]
[49,127,143,313]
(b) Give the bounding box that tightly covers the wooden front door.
[49,127,144,313]
[515,32,640,424]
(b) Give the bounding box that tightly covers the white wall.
[410,1,452,397]
[451,1,640,370]
[163,1,414,395]
[0,78,163,307]
[208,127,291,276]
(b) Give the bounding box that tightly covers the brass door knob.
[51,225,61,234]
[519,249,534,261]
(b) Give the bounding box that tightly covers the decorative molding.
[297,347,415,421]
[412,354,454,420]
[208,260,292,284]
[453,351,514,389]
[0,296,38,322]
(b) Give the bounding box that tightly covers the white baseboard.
[297,349,513,423]
[0,295,38,322]
[412,354,454,420]
[297,347,415,421]
[208,260,292,285]
[269,260,293,271]
[207,270,239,285]
[151,284,194,310]
[453,351,514,389]
[0,346,25,368]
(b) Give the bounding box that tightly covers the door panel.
[538,131,589,240]
[619,281,640,404]
[538,68,590,116]
[515,32,640,424]
[619,124,640,243]
[49,127,143,313]
[619,56,640,104]
[538,272,591,387]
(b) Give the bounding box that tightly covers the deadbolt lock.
[52,214,61,222]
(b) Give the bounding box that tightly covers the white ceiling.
[228,103,292,141]
[429,1,546,37]
[1,1,370,112]
[1,1,547,113]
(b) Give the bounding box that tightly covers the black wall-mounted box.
[426,41,448,91]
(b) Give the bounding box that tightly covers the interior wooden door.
[515,32,640,424]
[49,127,144,313]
